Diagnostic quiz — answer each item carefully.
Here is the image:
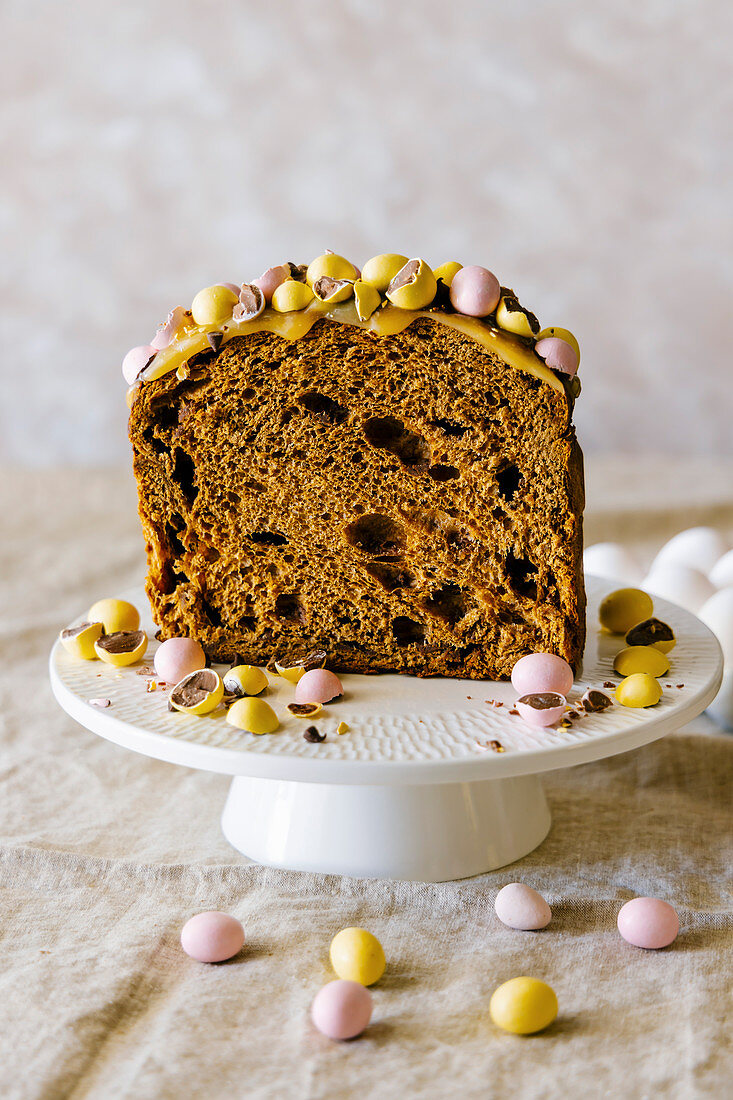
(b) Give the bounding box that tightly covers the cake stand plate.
[50,577,723,881]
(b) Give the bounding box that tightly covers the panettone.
[125,254,585,679]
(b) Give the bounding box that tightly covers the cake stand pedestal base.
[220,774,551,882]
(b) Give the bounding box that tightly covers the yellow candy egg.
[433,261,463,287]
[306,253,358,287]
[353,280,382,321]
[615,673,663,708]
[223,665,268,697]
[94,630,148,667]
[329,927,386,986]
[271,279,315,313]
[536,326,581,365]
[59,621,104,661]
[87,598,140,634]
[190,285,239,327]
[226,696,279,734]
[385,258,437,310]
[360,253,409,292]
[169,668,224,715]
[489,977,558,1035]
[496,294,538,338]
[613,645,670,678]
[599,588,654,634]
[312,276,354,304]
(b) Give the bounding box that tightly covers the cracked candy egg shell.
[294,668,343,704]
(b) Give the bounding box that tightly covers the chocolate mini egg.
[312,276,354,304]
[495,291,539,337]
[489,977,558,1035]
[613,645,670,678]
[534,336,578,377]
[617,897,679,949]
[233,282,265,321]
[191,284,239,326]
[169,668,224,715]
[385,258,437,310]
[223,664,268,697]
[650,526,729,576]
[330,927,386,986]
[271,279,314,313]
[516,692,566,727]
[154,638,206,684]
[94,630,148,667]
[448,265,501,317]
[511,653,573,696]
[180,911,245,962]
[59,621,104,661]
[433,261,462,287]
[536,326,580,364]
[294,669,343,705]
[625,618,676,653]
[311,980,373,1041]
[122,345,157,385]
[226,696,279,734]
[598,588,654,634]
[360,254,409,292]
[583,543,643,585]
[643,564,715,614]
[88,598,140,634]
[306,253,359,287]
[615,673,662,708]
[698,587,733,664]
[494,883,552,930]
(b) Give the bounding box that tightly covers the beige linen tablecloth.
[2,461,732,1099]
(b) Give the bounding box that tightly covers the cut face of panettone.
[129,290,585,679]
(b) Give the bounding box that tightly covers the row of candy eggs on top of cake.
[122,252,580,387]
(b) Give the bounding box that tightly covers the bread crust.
[130,317,585,679]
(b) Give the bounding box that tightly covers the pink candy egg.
[151,306,187,351]
[535,337,579,377]
[253,264,290,303]
[311,980,373,1040]
[295,668,344,704]
[494,882,552,930]
[516,692,567,728]
[180,911,245,962]
[122,344,157,385]
[154,637,206,684]
[449,265,501,317]
[511,653,574,696]
[221,282,241,296]
[617,897,679,949]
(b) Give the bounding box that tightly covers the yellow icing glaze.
[137,300,563,395]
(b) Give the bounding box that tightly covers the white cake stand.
[50,577,722,882]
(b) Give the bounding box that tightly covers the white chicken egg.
[709,549,733,590]
[706,669,733,730]
[583,543,642,584]
[650,527,729,575]
[643,564,716,614]
[698,587,733,665]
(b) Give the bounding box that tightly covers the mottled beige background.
[3,0,732,465]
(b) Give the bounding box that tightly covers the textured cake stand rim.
[50,576,723,786]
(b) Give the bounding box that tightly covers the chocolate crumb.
[603,681,616,689]
[303,725,326,743]
[489,740,505,753]
[466,695,472,700]
[676,684,684,689]
[509,708,519,716]
[206,331,223,352]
